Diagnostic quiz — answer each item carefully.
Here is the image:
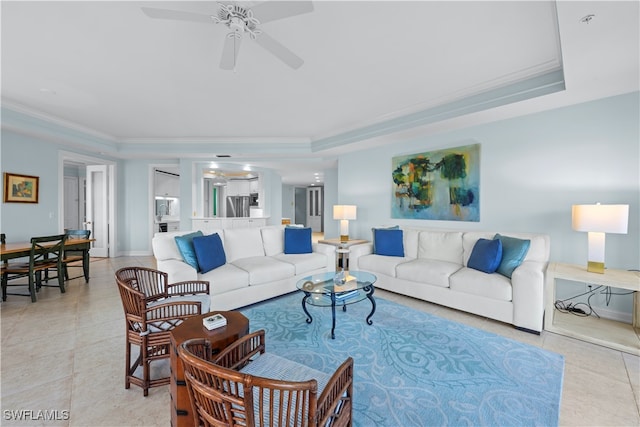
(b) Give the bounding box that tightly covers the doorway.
[60,151,115,258]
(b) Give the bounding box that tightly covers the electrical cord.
[555,269,638,318]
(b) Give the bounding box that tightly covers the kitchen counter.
[192,217,269,231]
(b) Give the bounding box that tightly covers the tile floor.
[1,255,639,426]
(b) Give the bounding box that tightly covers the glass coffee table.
[296,270,376,339]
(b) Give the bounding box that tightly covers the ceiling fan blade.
[250,1,314,24]
[220,35,242,70]
[141,7,213,24]
[254,31,303,69]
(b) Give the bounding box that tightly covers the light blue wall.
[338,92,639,318]
[2,92,637,283]
[1,131,62,241]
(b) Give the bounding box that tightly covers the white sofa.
[152,226,335,310]
[348,228,550,333]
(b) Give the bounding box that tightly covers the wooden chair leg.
[30,273,38,303]
[142,346,149,397]
[58,267,66,293]
[1,272,7,302]
[125,340,131,389]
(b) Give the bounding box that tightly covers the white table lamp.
[572,203,629,273]
[333,205,357,242]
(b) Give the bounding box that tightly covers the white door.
[306,187,323,232]
[86,165,109,257]
[64,176,80,229]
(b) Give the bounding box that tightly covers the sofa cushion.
[199,264,250,294]
[233,257,295,285]
[284,227,312,254]
[373,229,404,257]
[494,234,530,278]
[223,228,265,263]
[467,238,503,274]
[396,259,461,288]
[450,267,513,301]
[402,229,420,259]
[418,231,463,264]
[261,226,284,256]
[357,254,411,278]
[174,231,203,270]
[193,233,226,274]
[274,253,327,275]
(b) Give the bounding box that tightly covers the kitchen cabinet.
[192,218,266,231]
[192,219,221,232]
[155,171,180,197]
[227,180,251,196]
[249,179,259,194]
[232,218,266,228]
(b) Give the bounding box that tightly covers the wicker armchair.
[115,266,210,396]
[179,330,354,427]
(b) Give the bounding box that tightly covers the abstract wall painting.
[391,143,479,221]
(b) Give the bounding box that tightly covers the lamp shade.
[572,204,629,234]
[333,205,357,220]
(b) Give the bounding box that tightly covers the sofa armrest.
[511,260,547,332]
[313,243,337,272]
[156,259,198,284]
[349,243,373,270]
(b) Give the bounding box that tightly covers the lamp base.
[339,234,349,243]
[587,261,605,274]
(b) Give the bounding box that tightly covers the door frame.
[58,151,117,257]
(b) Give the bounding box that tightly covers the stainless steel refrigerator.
[226,196,250,217]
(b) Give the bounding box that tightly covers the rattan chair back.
[179,331,354,427]
[114,266,210,396]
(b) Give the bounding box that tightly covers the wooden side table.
[170,311,250,427]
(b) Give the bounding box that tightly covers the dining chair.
[115,266,211,396]
[179,330,354,427]
[62,229,91,282]
[1,234,66,302]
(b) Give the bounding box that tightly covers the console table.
[544,262,640,355]
[169,311,249,427]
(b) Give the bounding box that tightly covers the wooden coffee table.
[169,311,250,427]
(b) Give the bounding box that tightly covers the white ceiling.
[2,1,638,185]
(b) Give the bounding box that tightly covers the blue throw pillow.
[467,238,503,274]
[373,229,404,257]
[494,234,531,278]
[284,227,312,254]
[174,231,203,270]
[192,233,226,274]
[371,225,399,253]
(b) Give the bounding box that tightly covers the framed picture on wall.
[3,172,39,203]
[391,143,480,221]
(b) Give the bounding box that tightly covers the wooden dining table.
[1,238,95,282]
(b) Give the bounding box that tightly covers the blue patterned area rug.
[239,292,564,427]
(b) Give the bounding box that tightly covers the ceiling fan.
[141,1,313,70]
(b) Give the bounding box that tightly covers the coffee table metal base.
[302,284,376,339]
